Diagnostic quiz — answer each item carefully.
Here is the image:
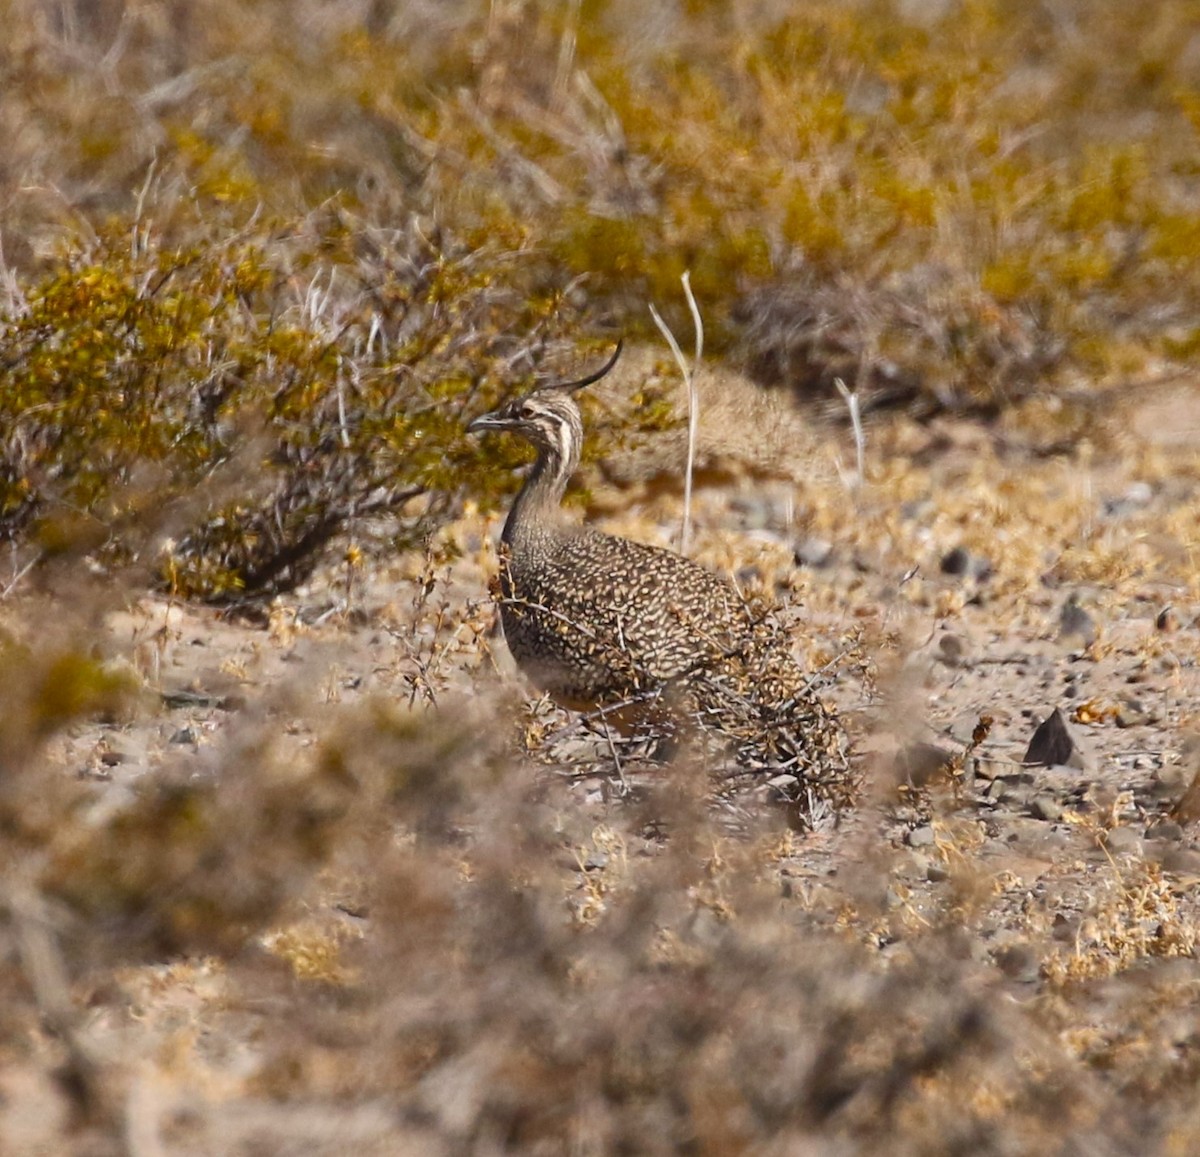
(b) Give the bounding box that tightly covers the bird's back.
[498,521,753,709]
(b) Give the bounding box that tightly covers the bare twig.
[834,376,865,490]
[649,273,704,554]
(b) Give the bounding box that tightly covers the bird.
[468,342,853,817]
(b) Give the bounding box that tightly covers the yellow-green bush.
[0,210,609,600]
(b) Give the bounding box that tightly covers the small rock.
[894,743,956,787]
[169,726,197,746]
[994,943,1040,984]
[794,536,834,568]
[1102,826,1144,858]
[937,633,969,667]
[1058,594,1097,647]
[1102,481,1153,517]
[907,824,936,849]
[1145,821,1184,842]
[1023,708,1084,770]
[1115,697,1151,729]
[582,850,610,871]
[939,546,992,581]
[926,862,950,883]
[1030,795,1064,823]
[1051,912,1078,943]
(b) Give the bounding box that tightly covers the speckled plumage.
[469,344,854,814]
[469,344,753,710]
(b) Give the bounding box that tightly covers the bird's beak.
[467,411,505,435]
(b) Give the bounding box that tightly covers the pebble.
[1029,795,1064,823]
[1058,595,1097,647]
[793,536,834,568]
[1102,826,1144,858]
[1145,820,1184,842]
[1115,697,1152,728]
[907,824,936,849]
[939,546,993,581]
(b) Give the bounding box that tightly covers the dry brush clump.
[0,207,630,603]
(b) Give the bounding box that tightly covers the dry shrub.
[0,207,618,601]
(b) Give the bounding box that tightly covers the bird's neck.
[502,442,577,547]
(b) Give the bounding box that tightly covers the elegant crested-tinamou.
[469,342,853,818]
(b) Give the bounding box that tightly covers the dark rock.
[1023,708,1083,770]
[940,546,992,581]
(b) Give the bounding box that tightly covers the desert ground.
[4,357,1200,1155]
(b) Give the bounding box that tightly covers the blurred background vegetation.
[2,5,1200,1154]
[3,0,1199,598]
